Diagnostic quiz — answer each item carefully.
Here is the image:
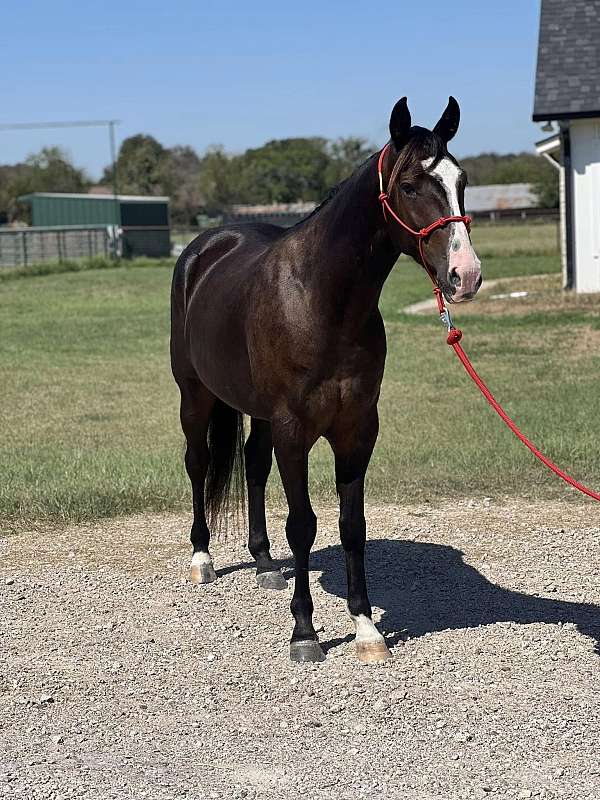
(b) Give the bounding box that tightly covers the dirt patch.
[454,274,600,320]
[2,500,600,799]
[405,274,600,321]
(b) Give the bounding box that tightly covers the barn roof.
[464,184,537,213]
[533,0,600,121]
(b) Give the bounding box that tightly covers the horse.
[170,96,482,664]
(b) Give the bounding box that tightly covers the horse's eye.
[400,183,416,198]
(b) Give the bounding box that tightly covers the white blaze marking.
[191,551,212,567]
[350,613,385,644]
[421,156,471,254]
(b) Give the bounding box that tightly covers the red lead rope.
[377,143,600,502]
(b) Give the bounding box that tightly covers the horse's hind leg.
[244,418,286,590]
[178,377,217,584]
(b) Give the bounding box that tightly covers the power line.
[0,120,120,131]
[0,118,121,219]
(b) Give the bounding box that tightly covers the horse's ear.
[433,96,460,143]
[389,97,412,149]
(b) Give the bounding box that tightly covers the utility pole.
[0,118,121,253]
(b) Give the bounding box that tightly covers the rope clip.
[439,307,454,332]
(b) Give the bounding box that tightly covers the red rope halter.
[378,142,600,502]
[377,142,472,290]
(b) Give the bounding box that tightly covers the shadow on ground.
[310,540,600,655]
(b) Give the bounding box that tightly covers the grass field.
[4,221,599,533]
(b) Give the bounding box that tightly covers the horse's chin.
[451,290,480,303]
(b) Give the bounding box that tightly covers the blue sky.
[1,0,543,179]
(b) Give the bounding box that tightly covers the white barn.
[533,0,600,292]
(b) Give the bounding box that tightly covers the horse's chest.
[303,369,381,430]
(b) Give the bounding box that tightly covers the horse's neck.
[299,159,400,328]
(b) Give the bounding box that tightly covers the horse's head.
[383,96,482,303]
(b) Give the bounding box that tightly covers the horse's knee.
[286,509,317,549]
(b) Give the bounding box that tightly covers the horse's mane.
[297,128,447,227]
[296,152,378,226]
[304,179,350,220]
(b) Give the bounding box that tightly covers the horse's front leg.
[329,407,392,664]
[272,415,324,663]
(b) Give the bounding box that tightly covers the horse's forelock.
[400,126,448,173]
[393,128,447,182]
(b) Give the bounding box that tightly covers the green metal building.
[18,192,171,257]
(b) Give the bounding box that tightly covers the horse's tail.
[205,399,245,532]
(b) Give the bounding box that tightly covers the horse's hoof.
[190,564,217,584]
[356,640,392,664]
[290,640,326,663]
[256,570,287,590]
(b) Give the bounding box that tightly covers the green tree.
[533,168,560,208]
[234,138,330,204]
[105,134,167,196]
[25,147,89,192]
[0,147,89,223]
[159,145,203,226]
[324,137,373,187]
[197,146,236,212]
[460,151,558,208]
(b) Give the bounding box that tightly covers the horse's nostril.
[449,269,461,288]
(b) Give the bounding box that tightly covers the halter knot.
[378,192,388,203]
[420,218,449,238]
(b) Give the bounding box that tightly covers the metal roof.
[533,0,600,121]
[464,184,537,213]
[18,192,169,203]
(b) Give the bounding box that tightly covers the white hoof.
[350,613,391,663]
[190,552,217,584]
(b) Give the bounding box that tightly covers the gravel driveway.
[2,499,600,800]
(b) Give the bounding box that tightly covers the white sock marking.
[350,613,385,644]
[191,551,212,567]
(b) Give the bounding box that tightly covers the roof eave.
[533,109,600,122]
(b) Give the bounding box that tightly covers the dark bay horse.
[170,96,482,664]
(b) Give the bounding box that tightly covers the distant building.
[533,0,600,292]
[464,184,538,216]
[18,192,171,258]
[223,201,317,228]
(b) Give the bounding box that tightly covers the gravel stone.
[1,499,599,799]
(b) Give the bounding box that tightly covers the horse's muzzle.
[447,249,482,303]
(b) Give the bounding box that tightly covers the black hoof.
[256,570,287,590]
[290,640,325,663]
